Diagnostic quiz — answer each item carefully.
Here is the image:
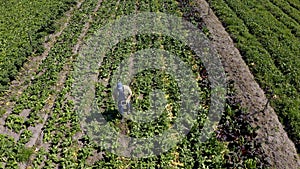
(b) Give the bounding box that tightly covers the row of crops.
[0,0,78,94]
[207,0,300,151]
[0,0,99,167]
[0,0,270,168]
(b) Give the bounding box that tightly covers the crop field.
[0,0,78,94]
[0,0,299,168]
[208,0,300,152]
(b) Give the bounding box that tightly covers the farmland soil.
[192,0,300,168]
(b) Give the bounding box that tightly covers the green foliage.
[0,134,34,167]
[262,0,300,37]
[0,0,268,168]
[0,0,77,95]
[208,0,300,152]
[16,146,34,162]
[245,158,257,169]
[0,108,5,117]
[269,0,300,23]
[5,114,25,132]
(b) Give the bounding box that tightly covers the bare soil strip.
[192,0,300,168]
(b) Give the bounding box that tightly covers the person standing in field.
[113,82,132,115]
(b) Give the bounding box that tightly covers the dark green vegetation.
[0,134,34,168]
[0,0,270,168]
[0,0,77,94]
[207,0,300,151]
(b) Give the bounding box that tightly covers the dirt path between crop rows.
[193,0,300,168]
